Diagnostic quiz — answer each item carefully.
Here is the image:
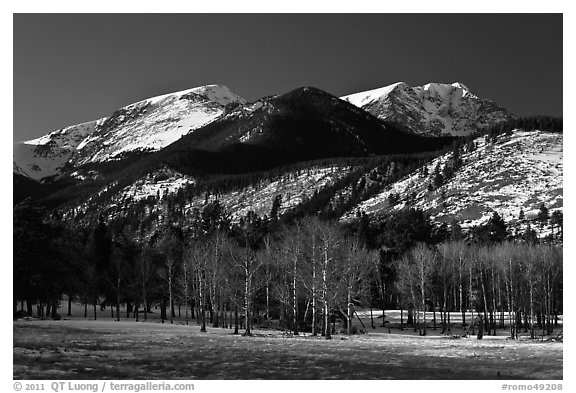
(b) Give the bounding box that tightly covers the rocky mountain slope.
[342,130,562,236]
[68,163,361,223]
[341,82,513,136]
[14,85,246,180]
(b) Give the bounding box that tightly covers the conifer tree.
[537,204,550,228]
[550,211,563,238]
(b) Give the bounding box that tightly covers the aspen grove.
[14,199,562,339]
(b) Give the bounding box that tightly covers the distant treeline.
[481,116,562,139]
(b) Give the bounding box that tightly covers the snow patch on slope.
[79,165,354,223]
[202,166,353,221]
[116,168,195,203]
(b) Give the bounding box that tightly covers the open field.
[13,318,562,380]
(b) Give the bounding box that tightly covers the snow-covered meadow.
[14,317,562,380]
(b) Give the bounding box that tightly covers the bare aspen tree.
[182,254,191,325]
[396,253,417,331]
[278,224,303,335]
[230,232,264,337]
[520,244,537,339]
[260,236,274,329]
[411,243,435,336]
[341,237,375,334]
[300,217,321,336]
[315,220,347,340]
[188,242,208,332]
[138,244,154,321]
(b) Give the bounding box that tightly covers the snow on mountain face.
[71,165,354,224]
[14,120,101,180]
[343,130,562,236]
[341,82,512,136]
[14,85,246,180]
[201,165,354,221]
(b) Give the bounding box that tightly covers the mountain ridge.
[14,81,512,181]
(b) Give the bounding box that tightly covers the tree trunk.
[266,279,270,329]
[68,297,72,317]
[142,285,148,321]
[116,277,121,322]
[200,302,206,332]
[168,260,174,324]
[491,267,498,335]
[51,300,58,319]
[312,272,317,335]
[160,298,166,324]
[477,316,484,339]
[244,263,252,336]
[420,266,427,336]
[324,302,331,340]
[234,304,239,335]
[347,286,352,335]
[199,268,206,332]
[529,280,535,339]
[293,256,299,335]
[479,269,489,334]
[184,276,189,326]
[460,282,466,327]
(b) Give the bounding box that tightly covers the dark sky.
[13,13,563,142]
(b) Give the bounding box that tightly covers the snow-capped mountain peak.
[14,84,247,180]
[341,81,510,136]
